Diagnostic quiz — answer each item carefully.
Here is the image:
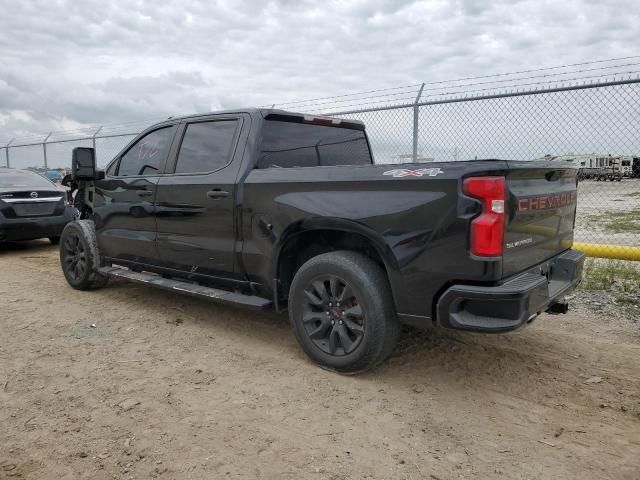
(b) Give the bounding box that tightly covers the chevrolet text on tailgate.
[60,109,585,373]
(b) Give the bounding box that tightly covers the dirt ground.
[1,241,639,480]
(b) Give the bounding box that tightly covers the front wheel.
[288,251,400,374]
[59,220,108,290]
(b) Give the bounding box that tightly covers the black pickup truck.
[60,109,584,373]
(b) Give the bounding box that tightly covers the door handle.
[136,190,153,197]
[207,189,230,199]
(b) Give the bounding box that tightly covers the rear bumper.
[0,208,76,242]
[436,249,585,333]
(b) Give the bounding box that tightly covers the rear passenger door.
[154,116,245,281]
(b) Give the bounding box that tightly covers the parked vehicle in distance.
[0,168,76,244]
[44,170,63,183]
[594,167,622,181]
[619,156,633,177]
[59,109,585,373]
[633,157,640,178]
[549,153,629,181]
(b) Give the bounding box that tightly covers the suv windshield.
[0,170,57,189]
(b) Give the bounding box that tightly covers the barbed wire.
[279,62,640,112]
[2,55,640,146]
[264,55,640,108]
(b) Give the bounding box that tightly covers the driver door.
[93,123,178,265]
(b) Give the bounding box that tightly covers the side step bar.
[98,266,272,310]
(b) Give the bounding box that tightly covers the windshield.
[0,170,57,189]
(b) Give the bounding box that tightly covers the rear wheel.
[288,251,399,374]
[59,220,108,290]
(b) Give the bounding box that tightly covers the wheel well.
[277,229,387,299]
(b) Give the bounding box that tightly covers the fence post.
[92,126,103,165]
[92,126,103,151]
[412,83,425,162]
[4,138,15,168]
[42,132,52,169]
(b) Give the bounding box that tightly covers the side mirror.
[72,147,104,180]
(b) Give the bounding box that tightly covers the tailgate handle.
[207,189,230,199]
[135,190,153,197]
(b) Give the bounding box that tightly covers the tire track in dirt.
[1,240,639,479]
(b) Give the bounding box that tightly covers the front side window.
[258,121,372,169]
[118,127,174,176]
[175,121,238,174]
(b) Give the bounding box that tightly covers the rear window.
[258,120,372,168]
[0,170,57,189]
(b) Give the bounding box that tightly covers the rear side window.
[258,121,372,168]
[175,121,238,174]
[118,127,174,176]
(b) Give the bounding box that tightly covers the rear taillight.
[462,176,506,257]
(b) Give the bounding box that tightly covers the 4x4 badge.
[383,168,443,178]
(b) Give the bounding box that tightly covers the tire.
[288,250,400,374]
[49,236,60,245]
[59,220,108,290]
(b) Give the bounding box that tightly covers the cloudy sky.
[1,0,639,143]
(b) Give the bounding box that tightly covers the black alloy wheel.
[288,250,400,373]
[301,275,365,356]
[59,220,108,290]
[61,231,87,282]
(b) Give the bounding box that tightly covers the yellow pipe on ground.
[573,242,640,261]
[510,225,639,261]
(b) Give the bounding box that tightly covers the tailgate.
[503,161,578,276]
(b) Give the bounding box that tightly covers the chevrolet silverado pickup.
[60,109,585,373]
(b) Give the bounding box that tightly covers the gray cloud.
[1,0,639,143]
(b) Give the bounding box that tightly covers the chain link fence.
[0,118,168,172]
[317,79,639,259]
[2,77,639,258]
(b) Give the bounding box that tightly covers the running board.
[98,266,272,310]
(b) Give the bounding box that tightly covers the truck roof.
[164,108,365,131]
